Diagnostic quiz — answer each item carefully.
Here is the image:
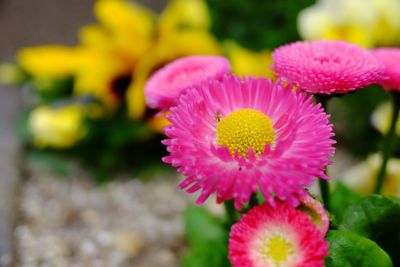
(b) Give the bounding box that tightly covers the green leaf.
[25,149,70,176]
[182,245,230,267]
[206,0,315,50]
[340,195,400,265]
[256,190,266,204]
[33,77,73,104]
[107,119,150,148]
[185,205,227,246]
[183,205,231,267]
[17,111,33,143]
[330,86,389,156]
[326,230,393,267]
[330,182,362,224]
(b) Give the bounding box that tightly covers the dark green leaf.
[340,195,400,265]
[33,77,73,104]
[182,245,230,267]
[330,86,389,156]
[25,149,70,176]
[330,182,362,224]
[183,205,231,267]
[185,205,227,245]
[326,230,393,267]
[206,0,315,50]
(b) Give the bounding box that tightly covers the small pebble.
[15,160,190,266]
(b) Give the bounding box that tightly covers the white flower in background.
[342,154,400,198]
[371,101,400,135]
[298,0,400,48]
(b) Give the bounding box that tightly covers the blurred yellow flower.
[26,0,217,118]
[18,45,131,107]
[92,0,155,62]
[148,112,171,134]
[158,0,211,35]
[79,25,112,50]
[15,0,221,122]
[298,0,400,48]
[370,0,400,46]
[371,101,400,135]
[95,0,154,39]
[342,154,400,198]
[127,31,221,119]
[17,0,156,105]
[223,41,274,78]
[73,48,131,107]
[72,0,158,108]
[17,46,77,79]
[29,105,87,149]
[126,0,217,119]
[0,63,25,85]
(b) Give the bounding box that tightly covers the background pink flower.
[163,75,335,209]
[145,55,231,110]
[272,40,384,94]
[229,201,328,267]
[373,48,400,91]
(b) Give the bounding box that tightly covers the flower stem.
[315,94,331,211]
[224,200,237,229]
[374,91,400,194]
[319,179,330,211]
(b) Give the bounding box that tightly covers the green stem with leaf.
[374,91,400,194]
[315,94,331,211]
[224,200,237,229]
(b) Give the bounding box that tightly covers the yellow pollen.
[216,109,274,157]
[260,234,295,265]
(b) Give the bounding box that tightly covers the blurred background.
[1,0,400,266]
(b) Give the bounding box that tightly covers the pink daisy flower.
[272,40,384,94]
[163,75,335,209]
[373,48,400,90]
[297,195,329,236]
[229,201,329,267]
[145,55,231,110]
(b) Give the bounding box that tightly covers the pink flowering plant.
[146,41,400,267]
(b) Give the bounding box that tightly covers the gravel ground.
[14,148,354,267]
[15,160,192,267]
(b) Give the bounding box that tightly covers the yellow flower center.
[260,234,295,266]
[216,109,274,157]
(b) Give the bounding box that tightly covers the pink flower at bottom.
[163,75,335,209]
[145,55,231,110]
[272,40,384,94]
[229,202,329,267]
[373,48,400,91]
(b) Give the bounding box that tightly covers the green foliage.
[330,182,362,224]
[83,105,151,151]
[326,230,393,267]
[330,187,400,265]
[330,86,390,156]
[340,195,400,266]
[25,149,72,176]
[33,77,74,103]
[207,0,315,50]
[76,104,164,181]
[17,111,33,144]
[182,205,231,267]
